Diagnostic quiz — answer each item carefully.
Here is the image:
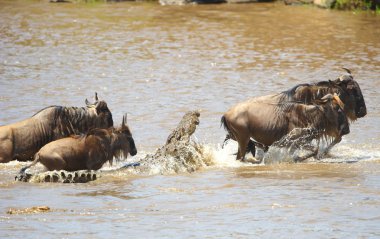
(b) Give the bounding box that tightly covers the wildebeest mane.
[279,80,345,105]
[33,106,104,137]
[280,83,311,100]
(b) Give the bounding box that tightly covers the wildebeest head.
[85,92,114,128]
[317,94,350,137]
[332,68,367,120]
[114,114,137,160]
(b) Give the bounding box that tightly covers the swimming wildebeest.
[221,94,350,162]
[19,114,137,173]
[0,93,113,163]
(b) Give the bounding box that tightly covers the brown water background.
[1,1,380,238]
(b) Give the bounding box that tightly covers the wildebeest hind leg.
[40,153,67,171]
[222,134,231,149]
[237,137,250,162]
[247,140,256,157]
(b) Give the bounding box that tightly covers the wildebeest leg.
[247,140,256,157]
[39,153,67,171]
[236,137,250,162]
[318,137,341,159]
[222,134,231,149]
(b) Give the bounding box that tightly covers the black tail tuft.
[221,115,233,148]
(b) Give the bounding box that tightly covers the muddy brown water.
[1,0,380,238]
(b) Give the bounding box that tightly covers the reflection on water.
[1,0,380,237]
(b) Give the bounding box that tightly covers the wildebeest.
[279,68,366,155]
[0,93,113,163]
[221,94,350,162]
[19,114,137,173]
[285,68,366,121]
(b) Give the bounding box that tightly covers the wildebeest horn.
[85,92,99,106]
[333,93,345,109]
[342,67,352,75]
[122,113,127,126]
[320,94,334,102]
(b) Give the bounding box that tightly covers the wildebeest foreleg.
[317,137,342,159]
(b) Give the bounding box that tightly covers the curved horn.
[94,92,99,102]
[320,94,334,102]
[333,93,345,109]
[85,98,91,106]
[122,115,125,127]
[342,67,352,75]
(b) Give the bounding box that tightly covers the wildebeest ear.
[95,101,108,114]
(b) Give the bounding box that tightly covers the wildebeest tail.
[19,153,40,174]
[221,115,233,148]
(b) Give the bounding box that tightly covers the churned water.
[0,1,380,238]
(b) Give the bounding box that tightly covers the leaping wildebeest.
[19,114,137,173]
[221,94,350,162]
[0,93,113,163]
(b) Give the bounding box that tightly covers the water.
[1,0,380,237]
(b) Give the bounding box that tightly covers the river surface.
[1,0,380,238]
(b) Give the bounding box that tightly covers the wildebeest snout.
[129,138,137,156]
[357,106,367,118]
[340,122,350,136]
